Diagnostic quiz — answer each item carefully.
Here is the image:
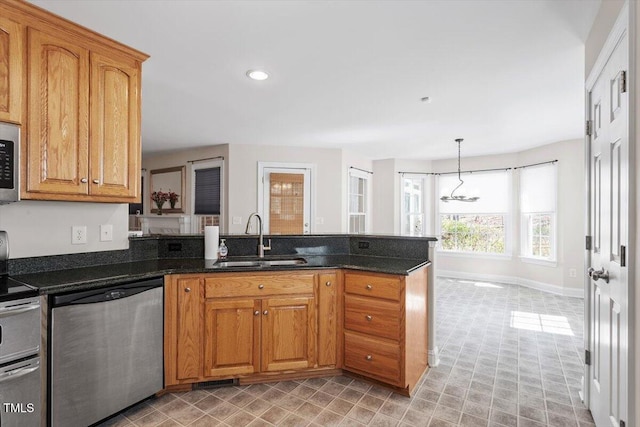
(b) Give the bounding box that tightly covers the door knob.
[325,281,332,287]
[365,355,373,361]
[184,287,191,293]
[80,178,88,183]
[263,310,269,315]
[92,179,100,184]
[366,284,373,290]
[254,310,260,316]
[588,267,610,283]
[258,284,264,289]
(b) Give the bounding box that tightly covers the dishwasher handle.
[52,277,163,307]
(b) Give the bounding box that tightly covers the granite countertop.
[16,255,430,295]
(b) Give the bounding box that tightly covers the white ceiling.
[29,0,601,160]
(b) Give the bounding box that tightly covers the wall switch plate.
[72,226,87,244]
[569,268,577,278]
[232,216,242,225]
[100,224,113,242]
[316,217,324,225]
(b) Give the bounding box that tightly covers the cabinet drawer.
[344,295,400,340]
[344,272,401,301]
[205,274,314,298]
[344,331,400,385]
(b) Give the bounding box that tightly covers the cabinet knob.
[365,355,373,361]
[92,179,100,184]
[184,287,191,293]
[258,284,264,289]
[80,178,88,183]
[366,284,373,290]
[263,310,269,315]
[365,315,372,321]
[254,310,260,316]
[325,281,332,287]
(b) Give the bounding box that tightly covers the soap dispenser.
[218,239,228,260]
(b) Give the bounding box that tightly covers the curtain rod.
[187,156,225,164]
[398,159,557,176]
[349,166,373,175]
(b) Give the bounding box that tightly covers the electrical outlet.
[100,224,113,242]
[72,226,87,245]
[232,216,242,225]
[569,268,577,278]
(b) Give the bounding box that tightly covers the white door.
[586,29,628,427]
[259,165,312,235]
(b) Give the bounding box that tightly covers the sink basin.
[263,259,307,266]
[214,258,307,268]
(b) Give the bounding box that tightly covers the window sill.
[519,256,557,267]
[437,250,512,261]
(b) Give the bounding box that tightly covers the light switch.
[100,224,113,242]
[232,216,242,225]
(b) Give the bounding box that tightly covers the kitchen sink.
[215,258,307,268]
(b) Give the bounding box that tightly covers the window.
[438,171,510,254]
[348,169,370,233]
[520,163,556,261]
[401,175,425,236]
[191,159,223,233]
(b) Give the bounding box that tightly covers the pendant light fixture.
[440,138,479,203]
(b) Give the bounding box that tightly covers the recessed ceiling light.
[246,70,269,81]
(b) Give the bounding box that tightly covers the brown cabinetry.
[0,0,148,202]
[342,268,428,395]
[0,15,24,124]
[165,271,334,387]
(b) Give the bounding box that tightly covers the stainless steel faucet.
[245,213,271,258]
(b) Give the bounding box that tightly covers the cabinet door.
[89,51,140,199]
[0,16,23,124]
[262,297,315,372]
[170,276,201,382]
[203,299,260,377]
[317,272,338,367]
[26,28,90,195]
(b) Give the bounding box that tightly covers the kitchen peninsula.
[12,234,435,424]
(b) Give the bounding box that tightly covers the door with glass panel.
[261,167,311,235]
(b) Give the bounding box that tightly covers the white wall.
[585,0,625,76]
[0,201,129,258]
[371,159,397,234]
[227,144,344,234]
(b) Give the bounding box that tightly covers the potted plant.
[168,191,179,209]
[151,191,168,215]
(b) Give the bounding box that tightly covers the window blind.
[439,170,510,214]
[194,167,221,215]
[520,163,556,213]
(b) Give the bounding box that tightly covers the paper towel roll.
[204,226,219,260]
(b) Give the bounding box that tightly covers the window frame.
[435,171,513,257]
[519,164,557,263]
[400,174,427,236]
[347,168,370,234]
[190,159,224,233]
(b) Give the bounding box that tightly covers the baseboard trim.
[437,270,584,298]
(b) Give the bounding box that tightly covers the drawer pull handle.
[366,284,373,290]
[184,287,191,293]
[365,315,372,321]
[258,284,264,289]
[365,355,373,361]
[263,310,269,315]
[254,310,260,316]
[325,281,332,287]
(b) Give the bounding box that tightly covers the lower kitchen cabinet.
[165,271,336,387]
[342,267,428,395]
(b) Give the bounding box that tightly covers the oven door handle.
[0,303,39,318]
[0,365,39,383]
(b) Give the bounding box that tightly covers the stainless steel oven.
[0,231,41,426]
[0,123,19,204]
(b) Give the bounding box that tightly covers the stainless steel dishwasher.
[50,277,164,427]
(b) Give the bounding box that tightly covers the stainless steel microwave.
[0,123,19,204]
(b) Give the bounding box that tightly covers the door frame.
[584,1,633,420]
[257,162,315,234]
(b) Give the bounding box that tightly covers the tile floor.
[98,277,594,427]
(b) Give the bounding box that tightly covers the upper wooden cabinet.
[0,0,148,202]
[26,28,90,196]
[0,15,24,124]
[89,51,140,199]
